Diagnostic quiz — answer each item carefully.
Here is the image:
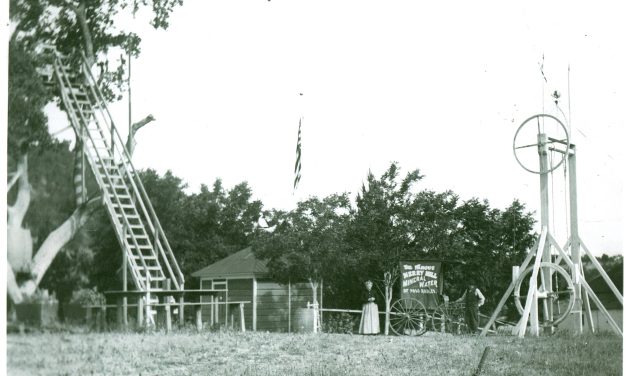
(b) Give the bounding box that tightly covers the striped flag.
[293,118,302,191]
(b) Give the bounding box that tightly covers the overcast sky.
[44,0,625,256]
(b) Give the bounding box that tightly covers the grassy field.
[6,330,622,375]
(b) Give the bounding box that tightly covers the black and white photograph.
[2,1,624,375]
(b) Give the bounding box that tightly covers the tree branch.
[7,171,20,192]
[126,114,156,157]
[19,196,101,297]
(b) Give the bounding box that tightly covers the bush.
[322,312,357,334]
[21,289,58,304]
[69,287,105,306]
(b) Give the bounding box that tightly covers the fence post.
[101,305,108,332]
[137,297,144,330]
[165,279,172,333]
[239,303,246,332]
[179,295,185,328]
[195,303,203,332]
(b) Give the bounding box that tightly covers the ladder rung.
[112,203,135,209]
[126,234,148,241]
[129,244,153,250]
[133,255,157,261]
[118,213,140,219]
[141,266,162,271]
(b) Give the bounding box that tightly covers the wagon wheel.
[389,298,428,336]
[513,262,575,327]
[431,302,469,335]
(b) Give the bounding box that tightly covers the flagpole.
[128,50,132,135]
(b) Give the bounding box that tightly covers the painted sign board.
[400,260,443,309]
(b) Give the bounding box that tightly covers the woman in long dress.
[359,280,380,335]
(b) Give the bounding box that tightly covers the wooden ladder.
[43,47,184,297]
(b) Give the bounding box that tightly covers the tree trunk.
[383,271,396,335]
[7,265,23,304]
[7,155,33,273]
[70,3,95,67]
[385,285,392,335]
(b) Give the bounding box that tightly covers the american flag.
[294,118,302,191]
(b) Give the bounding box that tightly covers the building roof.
[191,247,270,279]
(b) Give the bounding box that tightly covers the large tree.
[252,194,352,307]
[7,0,183,303]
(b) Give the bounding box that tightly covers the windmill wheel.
[513,262,575,327]
[513,114,570,174]
[389,298,428,336]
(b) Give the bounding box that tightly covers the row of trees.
[252,163,537,315]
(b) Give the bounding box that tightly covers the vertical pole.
[538,133,553,334]
[239,303,246,332]
[145,270,151,329]
[210,295,214,326]
[179,294,185,328]
[95,307,102,332]
[101,305,107,332]
[287,279,291,333]
[128,50,132,140]
[320,279,324,330]
[568,146,583,334]
[253,278,258,332]
[165,279,172,333]
[137,297,143,330]
[85,306,92,328]
[225,286,229,324]
[117,297,123,329]
[122,249,128,329]
[195,303,202,332]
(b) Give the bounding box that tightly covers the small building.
[191,247,322,332]
[558,263,623,333]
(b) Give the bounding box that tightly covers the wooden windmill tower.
[481,114,622,337]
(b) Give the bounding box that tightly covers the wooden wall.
[199,278,322,332]
[256,279,321,332]
[228,279,254,330]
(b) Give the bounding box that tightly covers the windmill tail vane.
[294,117,302,191]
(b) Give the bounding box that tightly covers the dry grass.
[6,330,622,375]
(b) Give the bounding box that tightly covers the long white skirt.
[359,302,380,335]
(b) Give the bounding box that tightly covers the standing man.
[456,280,485,334]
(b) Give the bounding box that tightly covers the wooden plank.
[518,228,547,337]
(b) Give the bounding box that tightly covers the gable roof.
[191,247,270,279]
